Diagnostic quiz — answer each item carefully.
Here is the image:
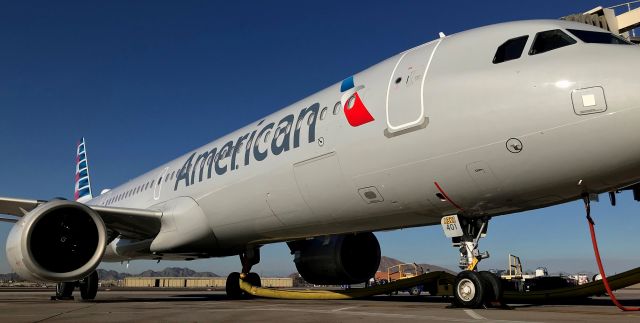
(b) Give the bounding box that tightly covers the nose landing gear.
[441,215,502,308]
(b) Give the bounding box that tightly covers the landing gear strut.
[442,215,502,308]
[226,246,261,299]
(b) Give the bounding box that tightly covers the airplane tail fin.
[74,137,93,203]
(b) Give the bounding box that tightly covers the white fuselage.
[96,20,640,260]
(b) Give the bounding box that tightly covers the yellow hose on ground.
[239,266,640,302]
[239,271,452,300]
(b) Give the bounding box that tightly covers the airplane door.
[154,167,169,200]
[386,39,441,134]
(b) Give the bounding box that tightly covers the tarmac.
[1,288,640,322]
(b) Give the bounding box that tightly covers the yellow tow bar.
[239,271,453,300]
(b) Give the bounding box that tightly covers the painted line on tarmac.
[332,306,358,312]
[463,309,486,320]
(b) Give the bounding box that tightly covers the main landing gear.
[226,247,262,299]
[52,270,99,301]
[441,215,503,308]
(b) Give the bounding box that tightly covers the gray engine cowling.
[5,200,107,282]
[289,232,381,285]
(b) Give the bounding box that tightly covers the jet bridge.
[563,1,640,43]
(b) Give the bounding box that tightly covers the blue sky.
[1,0,638,277]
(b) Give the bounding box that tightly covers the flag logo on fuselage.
[340,76,374,127]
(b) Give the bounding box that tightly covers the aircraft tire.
[226,272,244,299]
[479,271,503,305]
[245,272,261,287]
[79,270,99,300]
[454,271,485,308]
[56,282,75,298]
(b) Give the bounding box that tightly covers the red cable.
[434,181,464,211]
[585,205,640,311]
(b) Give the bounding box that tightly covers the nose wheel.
[454,271,485,308]
[442,215,503,308]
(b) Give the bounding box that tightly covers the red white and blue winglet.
[74,138,93,203]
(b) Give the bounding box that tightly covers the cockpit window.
[566,29,632,45]
[493,35,529,64]
[529,29,576,55]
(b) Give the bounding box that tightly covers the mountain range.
[1,257,454,282]
[97,267,219,281]
[0,267,219,282]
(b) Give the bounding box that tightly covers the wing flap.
[0,217,19,223]
[0,197,162,239]
[91,205,162,239]
[0,197,42,217]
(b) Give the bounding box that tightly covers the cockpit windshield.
[529,29,577,55]
[566,29,633,45]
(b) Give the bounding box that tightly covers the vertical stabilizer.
[74,138,93,203]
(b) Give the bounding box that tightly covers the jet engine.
[288,232,380,285]
[5,200,107,282]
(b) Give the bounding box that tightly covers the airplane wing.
[0,196,162,239]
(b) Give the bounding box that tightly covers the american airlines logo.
[174,103,320,190]
[174,76,375,191]
[340,76,374,127]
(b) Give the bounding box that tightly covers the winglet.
[74,138,93,203]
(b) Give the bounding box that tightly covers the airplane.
[1,19,639,308]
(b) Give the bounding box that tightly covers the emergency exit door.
[386,39,441,134]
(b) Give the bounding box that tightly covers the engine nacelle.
[289,232,381,285]
[5,200,107,282]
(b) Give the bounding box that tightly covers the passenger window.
[529,29,576,55]
[566,29,632,45]
[493,35,529,64]
[333,102,341,115]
